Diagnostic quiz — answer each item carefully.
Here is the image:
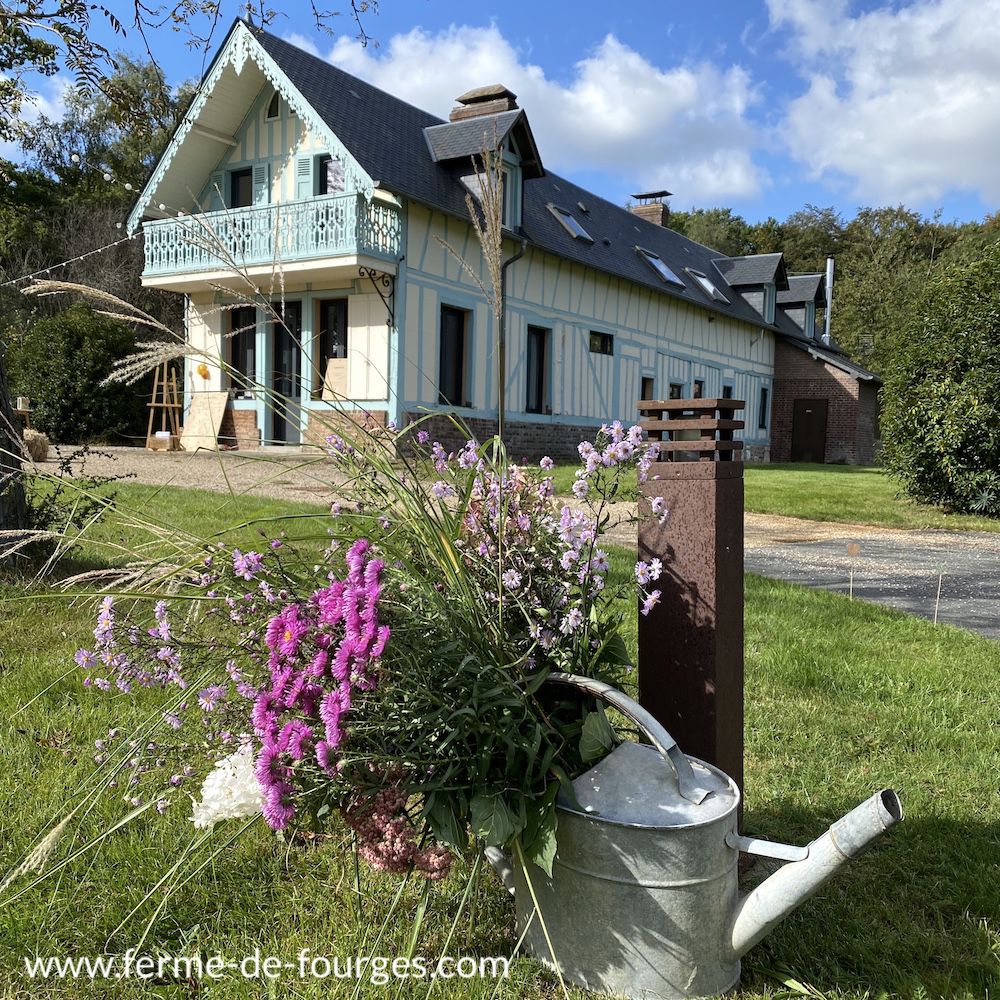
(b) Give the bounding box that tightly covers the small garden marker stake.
[847,542,861,600]
[934,563,944,625]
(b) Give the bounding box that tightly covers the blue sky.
[17,0,1000,224]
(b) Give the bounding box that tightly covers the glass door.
[271,301,302,444]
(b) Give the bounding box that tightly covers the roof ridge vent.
[449,84,519,121]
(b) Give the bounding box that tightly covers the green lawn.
[549,460,1000,532]
[0,487,997,998]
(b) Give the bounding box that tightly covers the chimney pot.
[629,190,672,228]
[449,84,519,121]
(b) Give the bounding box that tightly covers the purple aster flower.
[641,590,662,616]
[501,569,522,591]
[75,649,96,670]
[539,456,554,471]
[232,549,264,581]
[262,781,296,830]
[416,429,429,444]
[198,685,226,711]
[571,479,589,499]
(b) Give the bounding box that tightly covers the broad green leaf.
[522,784,560,877]
[580,707,615,762]
[470,793,518,847]
[426,795,466,849]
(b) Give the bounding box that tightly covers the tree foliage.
[0,1,377,142]
[9,301,148,443]
[880,240,1000,517]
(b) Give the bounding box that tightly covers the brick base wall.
[303,407,388,447]
[218,408,260,450]
[401,412,607,463]
[771,341,877,465]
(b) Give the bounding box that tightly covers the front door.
[791,398,828,462]
[271,301,302,445]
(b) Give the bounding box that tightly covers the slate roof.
[425,111,521,162]
[777,273,825,305]
[249,26,792,333]
[712,253,788,290]
[782,338,880,383]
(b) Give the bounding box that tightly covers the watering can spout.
[729,789,903,959]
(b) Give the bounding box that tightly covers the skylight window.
[547,203,593,242]
[685,268,730,304]
[636,247,684,286]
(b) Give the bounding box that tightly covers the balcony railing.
[142,194,402,277]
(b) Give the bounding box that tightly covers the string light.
[0,233,143,289]
[1,151,198,290]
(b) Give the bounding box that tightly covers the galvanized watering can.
[488,673,903,1000]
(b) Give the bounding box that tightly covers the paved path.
[48,447,1000,640]
[743,514,1000,641]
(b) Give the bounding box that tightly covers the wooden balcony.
[141,194,402,284]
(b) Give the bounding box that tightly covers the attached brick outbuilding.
[770,338,879,465]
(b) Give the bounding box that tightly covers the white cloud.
[282,32,321,58]
[770,0,1000,204]
[326,23,767,202]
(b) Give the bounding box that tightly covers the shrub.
[9,303,148,444]
[881,240,1000,517]
[22,428,49,463]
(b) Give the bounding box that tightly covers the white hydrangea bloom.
[191,744,263,829]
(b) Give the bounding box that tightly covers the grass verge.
[0,488,996,998]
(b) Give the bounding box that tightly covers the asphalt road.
[744,515,1000,641]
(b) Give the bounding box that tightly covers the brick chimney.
[449,84,519,122]
[630,190,672,227]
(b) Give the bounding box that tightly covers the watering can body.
[500,674,902,1000]
[513,742,743,999]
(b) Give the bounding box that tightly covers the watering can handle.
[545,672,712,805]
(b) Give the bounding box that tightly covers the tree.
[880,239,1000,517]
[667,207,753,257]
[0,1,378,143]
[10,301,148,443]
[779,204,843,273]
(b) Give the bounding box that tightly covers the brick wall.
[402,412,606,462]
[770,340,877,465]
[303,407,388,446]
[218,408,260,450]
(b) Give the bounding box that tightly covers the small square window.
[759,387,769,429]
[722,384,734,399]
[636,247,684,286]
[589,331,613,356]
[693,379,705,399]
[548,203,593,242]
[641,376,655,400]
[669,383,683,400]
[266,92,280,120]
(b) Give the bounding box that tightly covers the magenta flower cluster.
[254,539,390,831]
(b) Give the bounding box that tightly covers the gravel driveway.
[48,446,1000,640]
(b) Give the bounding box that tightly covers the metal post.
[637,397,745,797]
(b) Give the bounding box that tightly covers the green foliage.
[881,240,1000,517]
[8,302,147,443]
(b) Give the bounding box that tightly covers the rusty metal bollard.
[637,397,745,798]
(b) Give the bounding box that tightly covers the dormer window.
[686,268,729,304]
[266,92,280,120]
[636,247,684,287]
[548,203,593,242]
